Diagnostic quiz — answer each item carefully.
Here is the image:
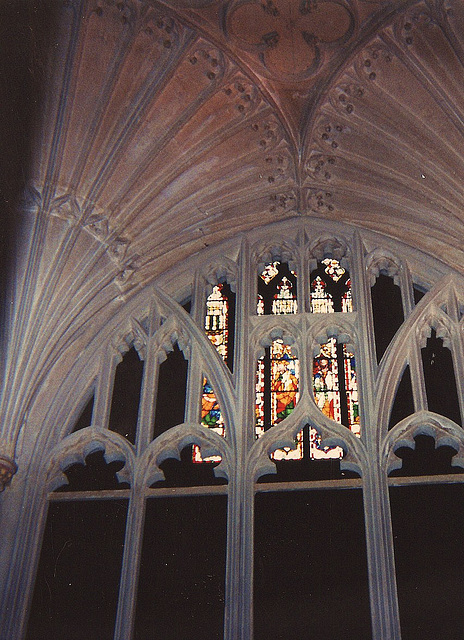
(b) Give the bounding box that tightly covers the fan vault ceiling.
[1,0,464,475]
[29,0,464,293]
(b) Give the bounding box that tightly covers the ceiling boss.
[225,0,355,79]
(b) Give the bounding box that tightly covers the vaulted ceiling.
[3,0,464,462]
[29,0,464,294]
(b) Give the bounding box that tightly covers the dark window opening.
[108,346,144,443]
[389,434,464,477]
[135,496,227,640]
[182,298,192,313]
[152,445,227,488]
[413,285,426,305]
[388,365,414,430]
[421,329,461,426]
[254,489,371,640]
[391,483,464,640]
[26,499,128,640]
[153,343,188,439]
[55,450,129,492]
[371,274,404,363]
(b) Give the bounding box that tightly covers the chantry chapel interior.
[2,1,464,639]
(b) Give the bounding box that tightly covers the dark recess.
[0,1,60,327]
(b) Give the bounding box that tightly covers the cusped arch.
[383,411,464,476]
[201,256,239,293]
[365,248,403,286]
[308,234,350,263]
[253,236,300,276]
[45,427,135,493]
[249,409,366,483]
[139,422,232,487]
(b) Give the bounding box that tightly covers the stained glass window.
[313,338,360,435]
[256,339,301,459]
[310,258,352,313]
[204,282,235,371]
[26,225,460,640]
[205,284,229,360]
[255,337,360,461]
[195,284,233,463]
[193,377,225,463]
[257,261,297,315]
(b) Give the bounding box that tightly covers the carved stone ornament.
[225,0,355,80]
[50,193,81,221]
[0,456,17,491]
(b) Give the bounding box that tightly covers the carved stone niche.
[0,455,18,491]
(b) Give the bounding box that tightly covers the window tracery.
[257,261,297,315]
[21,224,464,640]
[310,257,352,313]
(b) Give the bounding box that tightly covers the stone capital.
[0,456,17,491]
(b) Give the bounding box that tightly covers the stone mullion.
[184,343,203,425]
[447,288,464,425]
[351,233,402,640]
[135,303,161,455]
[296,225,307,314]
[113,489,146,640]
[237,469,256,640]
[351,234,376,418]
[401,263,427,414]
[2,480,49,640]
[399,262,414,317]
[409,332,427,412]
[184,272,207,426]
[224,239,255,640]
[93,349,118,430]
[363,464,402,640]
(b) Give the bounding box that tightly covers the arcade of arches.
[2,1,464,639]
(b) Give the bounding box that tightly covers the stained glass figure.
[313,339,360,456]
[204,282,235,371]
[272,429,304,461]
[193,377,225,463]
[310,258,352,313]
[257,261,297,315]
[271,340,299,425]
[256,339,301,459]
[205,285,229,360]
[196,283,235,463]
[259,262,279,284]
